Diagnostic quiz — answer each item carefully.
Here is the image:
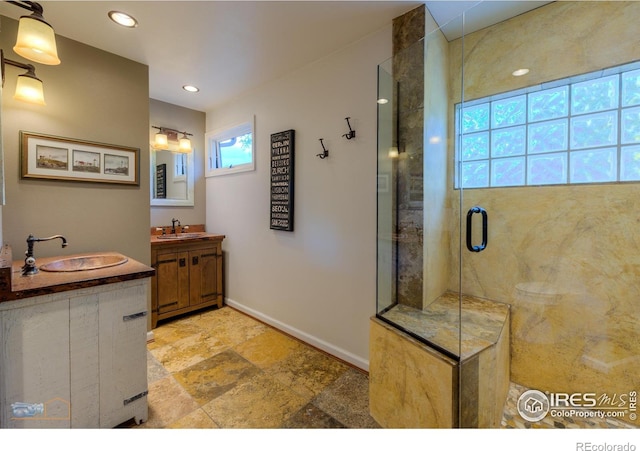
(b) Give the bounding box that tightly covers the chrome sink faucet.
[171,218,181,235]
[22,234,68,276]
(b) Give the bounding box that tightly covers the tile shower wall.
[448,2,640,426]
[391,5,452,310]
[392,6,425,310]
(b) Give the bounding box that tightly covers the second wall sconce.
[1,50,45,105]
[152,126,193,153]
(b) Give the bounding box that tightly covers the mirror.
[150,147,194,206]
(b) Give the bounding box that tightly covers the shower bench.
[369,292,510,428]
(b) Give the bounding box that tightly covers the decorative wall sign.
[155,163,166,198]
[20,131,140,185]
[270,129,295,231]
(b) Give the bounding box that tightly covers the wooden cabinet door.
[189,247,219,306]
[156,251,190,313]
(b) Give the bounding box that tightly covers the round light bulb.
[108,11,138,28]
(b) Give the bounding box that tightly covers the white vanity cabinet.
[0,279,149,428]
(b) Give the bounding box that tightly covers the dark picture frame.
[270,129,295,231]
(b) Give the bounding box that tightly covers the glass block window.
[455,60,640,188]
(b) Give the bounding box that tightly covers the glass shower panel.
[459,1,640,429]
[376,26,462,362]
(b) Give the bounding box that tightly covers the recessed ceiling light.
[512,68,530,77]
[183,85,200,93]
[377,98,389,104]
[108,11,138,28]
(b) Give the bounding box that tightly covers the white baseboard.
[225,298,369,372]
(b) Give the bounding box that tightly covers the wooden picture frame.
[20,131,140,185]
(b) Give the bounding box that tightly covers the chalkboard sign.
[155,164,166,199]
[270,130,295,231]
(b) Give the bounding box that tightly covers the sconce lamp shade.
[14,14,61,65]
[178,136,192,153]
[14,71,45,105]
[154,132,169,150]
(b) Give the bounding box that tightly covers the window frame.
[174,152,187,181]
[205,116,255,177]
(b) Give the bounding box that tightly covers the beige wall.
[448,2,640,420]
[206,27,391,369]
[149,99,206,228]
[1,16,150,265]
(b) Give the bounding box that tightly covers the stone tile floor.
[134,305,637,430]
[137,306,380,429]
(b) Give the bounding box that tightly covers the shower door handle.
[466,206,488,252]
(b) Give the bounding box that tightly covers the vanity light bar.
[151,126,193,153]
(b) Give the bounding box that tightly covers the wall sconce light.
[153,130,169,150]
[11,1,60,66]
[1,1,60,106]
[1,50,45,105]
[152,126,193,153]
[179,132,192,152]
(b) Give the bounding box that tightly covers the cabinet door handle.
[179,258,186,267]
[158,302,178,312]
[123,311,147,322]
[192,256,199,265]
[123,390,148,405]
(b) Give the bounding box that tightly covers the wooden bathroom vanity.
[150,227,224,328]
[0,246,154,428]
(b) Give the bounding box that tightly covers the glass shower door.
[458,0,640,429]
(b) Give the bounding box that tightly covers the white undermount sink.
[40,254,128,272]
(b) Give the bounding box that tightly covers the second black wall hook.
[342,117,356,140]
[317,139,329,159]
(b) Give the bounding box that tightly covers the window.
[455,61,640,188]
[206,117,255,177]
[174,153,187,180]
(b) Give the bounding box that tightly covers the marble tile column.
[392,6,425,309]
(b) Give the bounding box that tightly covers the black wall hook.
[342,117,356,140]
[317,139,329,159]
